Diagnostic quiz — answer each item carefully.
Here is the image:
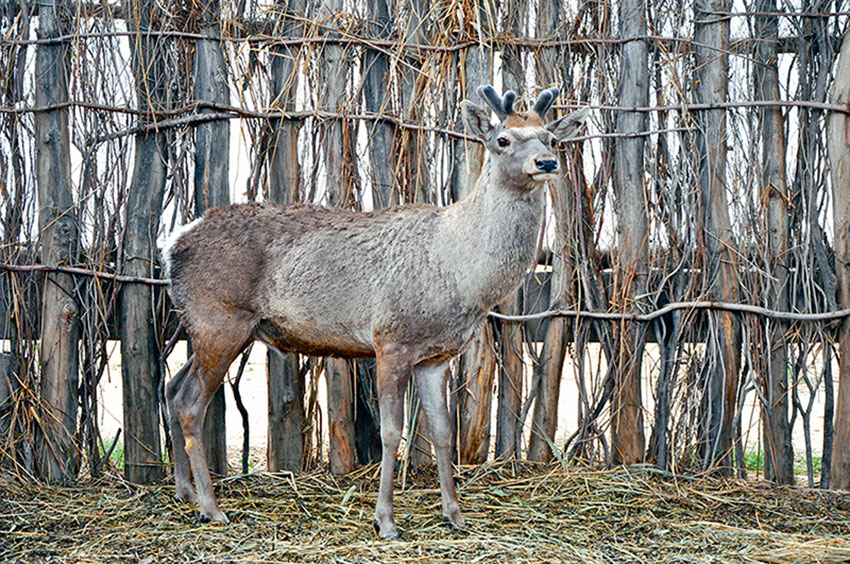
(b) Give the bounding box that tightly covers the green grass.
[742,447,764,474]
[740,447,823,481]
[99,436,124,472]
[794,453,822,478]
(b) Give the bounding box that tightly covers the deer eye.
[550,137,559,148]
[497,136,511,147]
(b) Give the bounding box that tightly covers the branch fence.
[1,0,849,490]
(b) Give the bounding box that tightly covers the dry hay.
[1,462,849,564]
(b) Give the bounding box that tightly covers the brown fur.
[503,111,544,128]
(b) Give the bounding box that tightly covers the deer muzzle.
[526,156,560,181]
[535,158,558,173]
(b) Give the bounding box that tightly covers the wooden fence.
[1,0,850,491]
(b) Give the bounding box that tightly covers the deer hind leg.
[415,360,465,531]
[172,314,252,523]
[165,357,197,504]
[373,349,412,540]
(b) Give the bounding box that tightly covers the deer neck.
[445,160,546,310]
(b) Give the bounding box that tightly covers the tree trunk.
[35,1,81,482]
[528,312,567,462]
[451,1,496,466]
[118,0,168,485]
[194,0,230,477]
[754,0,793,485]
[354,359,382,464]
[363,0,397,208]
[327,359,355,473]
[527,0,569,463]
[694,0,741,475]
[827,30,850,491]
[457,322,497,464]
[266,0,306,473]
[399,1,435,468]
[494,0,527,462]
[319,0,357,474]
[496,295,524,459]
[610,0,649,466]
[398,0,429,205]
[0,353,11,443]
[352,0,398,466]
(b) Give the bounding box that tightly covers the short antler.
[475,85,562,126]
[476,85,517,121]
[532,87,560,120]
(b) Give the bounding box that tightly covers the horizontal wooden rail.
[489,301,850,323]
[0,263,168,286]
[4,263,850,323]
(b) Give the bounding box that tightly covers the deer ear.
[546,107,590,141]
[461,101,496,141]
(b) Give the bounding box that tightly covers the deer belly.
[253,317,375,357]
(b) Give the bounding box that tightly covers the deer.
[161,85,588,539]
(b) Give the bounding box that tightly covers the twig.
[4,98,850,120]
[488,301,850,323]
[229,343,254,475]
[0,263,168,286]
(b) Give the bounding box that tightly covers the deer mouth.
[530,171,559,182]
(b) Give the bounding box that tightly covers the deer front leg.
[373,350,411,540]
[415,360,465,531]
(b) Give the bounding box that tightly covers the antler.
[474,84,562,125]
[532,87,560,119]
[476,85,517,121]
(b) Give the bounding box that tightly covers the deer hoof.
[442,515,468,534]
[199,510,230,525]
[373,519,403,541]
[174,489,198,505]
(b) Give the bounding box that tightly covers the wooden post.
[118,0,168,485]
[327,359,356,473]
[754,0,793,485]
[193,0,230,477]
[354,359,382,465]
[0,353,10,442]
[610,0,649,466]
[527,0,569,463]
[528,309,567,462]
[363,0,397,208]
[494,0,528,462]
[457,322,497,464]
[318,0,357,474]
[694,0,741,475]
[451,0,496,466]
[267,0,307,473]
[496,296,524,460]
[827,30,850,491]
[354,0,400,466]
[398,0,429,205]
[35,0,81,482]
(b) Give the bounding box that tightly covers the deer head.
[461,85,588,188]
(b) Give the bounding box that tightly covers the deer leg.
[373,351,411,540]
[415,360,465,531]
[173,362,229,523]
[165,357,196,504]
[173,320,251,524]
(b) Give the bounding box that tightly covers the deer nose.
[535,158,558,173]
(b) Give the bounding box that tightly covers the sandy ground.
[97,340,833,474]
